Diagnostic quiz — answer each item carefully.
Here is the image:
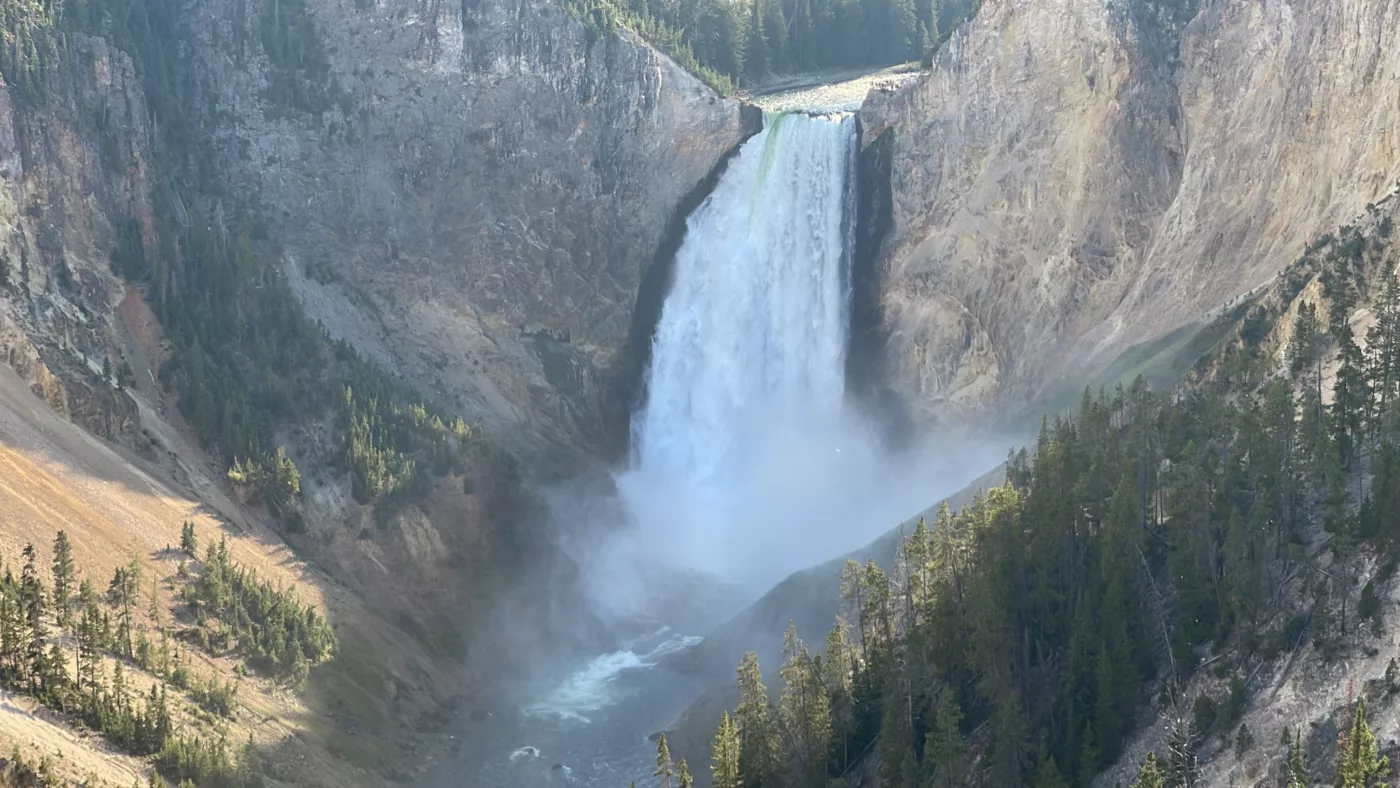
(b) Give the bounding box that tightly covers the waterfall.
[617,112,859,585]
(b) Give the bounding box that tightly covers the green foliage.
[156,733,263,788]
[227,448,302,525]
[923,690,969,788]
[0,0,59,106]
[710,712,741,788]
[654,732,673,786]
[180,522,198,558]
[555,0,977,94]
[1335,700,1388,787]
[1358,580,1381,627]
[1287,728,1309,787]
[182,536,336,681]
[189,673,238,718]
[733,651,781,787]
[110,219,149,281]
[51,531,74,628]
[257,0,342,115]
[1233,722,1253,757]
[716,258,1400,788]
[1130,753,1165,788]
[1220,676,1246,729]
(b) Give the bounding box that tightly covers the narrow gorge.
[1,0,1400,785]
[449,108,944,787]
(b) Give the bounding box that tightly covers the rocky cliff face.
[175,0,751,464]
[861,0,1400,429]
[0,0,751,765]
[0,34,155,450]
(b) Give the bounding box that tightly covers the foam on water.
[522,632,704,725]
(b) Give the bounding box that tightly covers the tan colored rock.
[862,0,1400,428]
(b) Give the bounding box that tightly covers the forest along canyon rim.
[440,106,943,786]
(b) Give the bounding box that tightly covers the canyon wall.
[170,0,752,464]
[862,0,1400,428]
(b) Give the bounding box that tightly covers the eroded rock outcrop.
[861,0,1400,428]
[0,35,154,450]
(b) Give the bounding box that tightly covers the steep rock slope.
[178,0,751,462]
[0,0,749,780]
[861,0,1400,428]
[0,34,156,450]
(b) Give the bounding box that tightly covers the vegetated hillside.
[662,463,1004,784]
[558,0,977,93]
[681,194,1400,788]
[0,360,454,786]
[0,0,571,675]
[860,0,1400,432]
[0,0,682,779]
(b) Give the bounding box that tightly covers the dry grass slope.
[0,364,460,785]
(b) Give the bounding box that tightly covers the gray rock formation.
[861,0,1400,429]
[0,34,155,448]
[177,0,752,464]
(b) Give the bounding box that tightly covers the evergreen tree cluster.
[181,535,336,683]
[0,533,271,786]
[0,0,60,106]
[561,0,978,94]
[155,732,263,788]
[712,214,1400,786]
[338,383,477,507]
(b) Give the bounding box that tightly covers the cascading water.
[453,111,889,788]
[614,111,860,585]
[632,111,856,483]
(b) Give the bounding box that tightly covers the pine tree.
[1076,718,1101,785]
[735,652,779,787]
[1130,753,1166,788]
[923,690,969,788]
[1234,723,1253,757]
[823,617,854,769]
[76,579,103,696]
[655,732,674,788]
[676,758,693,788]
[1032,744,1070,788]
[51,531,74,628]
[711,712,741,788]
[20,544,48,694]
[778,621,831,784]
[0,593,23,675]
[180,522,198,557]
[1286,727,1308,787]
[1164,715,1198,788]
[840,560,869,664]
[108,558,141,657]
[1368,275,1400,419]
[877,673,916,788]
[1335,699,1388,787]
